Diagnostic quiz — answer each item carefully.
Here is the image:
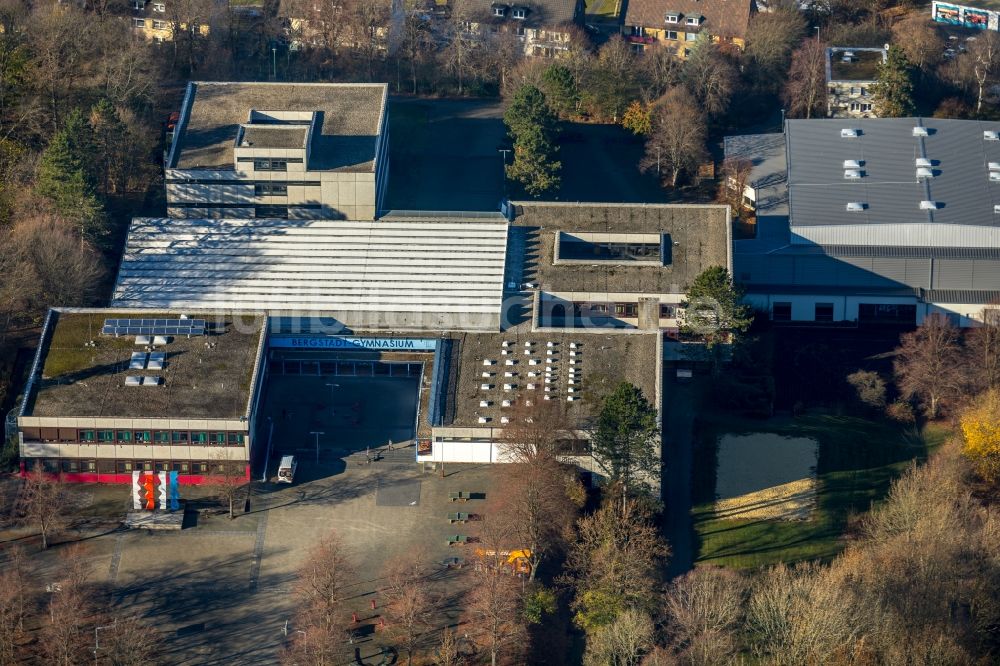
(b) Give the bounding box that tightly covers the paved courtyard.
[4,462,503,664]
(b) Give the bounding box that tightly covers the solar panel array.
[102,318,206,337]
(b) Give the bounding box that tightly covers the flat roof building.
[826,47,886,119]
[166,82,389,220]
[733,118,1000,327]
[17,309,267,483]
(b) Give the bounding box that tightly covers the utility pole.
[310,431,324,465]
[272,47,277,80]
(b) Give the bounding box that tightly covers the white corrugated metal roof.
[112,218,509,329]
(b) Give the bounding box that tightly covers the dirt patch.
[714,477,816,521]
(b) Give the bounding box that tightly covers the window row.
[21,427,245,446]
[30,458,245,475]
[237,157,305,171]
[567,302,678,319]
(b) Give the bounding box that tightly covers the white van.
[277,456,297,484]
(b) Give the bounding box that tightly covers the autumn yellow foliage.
[960,389,1000,482]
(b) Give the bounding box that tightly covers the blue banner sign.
[270,336,438,351]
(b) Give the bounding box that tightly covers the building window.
[615,303,639,318]
[664,13,678,22]
[815,303,834,322]
[171,431,189,444]
[135,430,151,443]
[228,432,244,446]
[192,461,209,474]
[62,460,80,473]
[152,19,168,29]
[493,5,505,16]
[138,460,154,471]
[97,430,114,443]
[80,430,95,443]
[211,432,227,444]
[253,159,287,171]
[155,461,171,472]
[191,432,208,444]
[83,460,97,472]
[254,183,288,196]
[685,32,697,41]
[116,430,132,443]
[172,461,190,473]
[849,102,872,112]
[512,7,526,18]
[154,430,170,444]
[153,1,165,10]
[772,302,792,321]
[665,30,678,40]
[117,461,135,473]
[660,304,677,318]
[557,235,663,262]
[132,18,146,27]
[255,205,288,219]
[685,15,700,25]
[132,0,142,8]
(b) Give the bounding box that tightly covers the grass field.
[691,412,951,568]
[585,0,620,19]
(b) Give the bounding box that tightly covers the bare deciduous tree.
[436,628,465,666]
[492,455,580,580]
[98,615,163,666]
[19,462,64,549]
[0,546,31,663]
[640,88,707,188]
[583,608,654,666]
[966,306,1000,393]
[564,492,669,631]
[784,39,827,119]
[382,555,435,666]
[498,397,578,463]
[40,545,96,666]
[285,530,356,665]
[893,314,965,418]
[664,567,746,666]
[466,554,525,666]
[210,447,247,520]
[958,30,1000,114]
[891,16,944,73]
[718,157,753,218]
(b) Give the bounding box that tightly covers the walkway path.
[662,377,697,578]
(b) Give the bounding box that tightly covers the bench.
[448,512,469,523]
[446,535,468,546]
[448,491,470,502]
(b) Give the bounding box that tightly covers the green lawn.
[692,412,951,569]
[584,0,620,19]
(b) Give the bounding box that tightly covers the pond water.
[715,433,818,500]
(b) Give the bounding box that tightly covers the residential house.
[453,0,584,58]
[130,0,211,41]
[624,0,756,58]
[826,46,886,119]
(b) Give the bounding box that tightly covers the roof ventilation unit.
[915,157,932,168]
[844,169,862,179]
[990,172,1000,182]
[843,159,862,169]
[919,200,939,210]
[913,126,929,137]
[986,131,1000,141]
[840,128,859,138]
[916,167,934,179]
[989,161,1000,171]
[846,202,866,212]
[994,205,1000,214]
